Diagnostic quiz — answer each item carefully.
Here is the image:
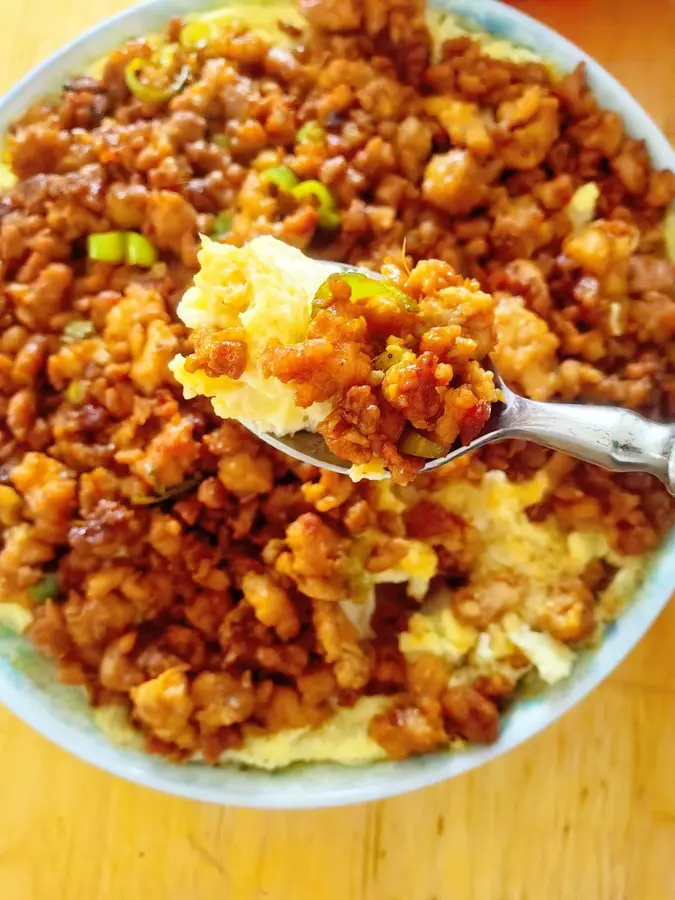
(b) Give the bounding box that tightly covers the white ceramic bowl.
[0,0,673,808]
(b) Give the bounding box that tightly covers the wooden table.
[1,2,674,898]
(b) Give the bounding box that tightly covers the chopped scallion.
[29,573,60,603]
[124,57,189,104]
[87,231,126,263]
[130,477,200,506]
[263,165,299,191]
[314,273,418,312]
[126,232,158,267]
[291,179,340,230]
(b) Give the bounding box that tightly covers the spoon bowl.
[246,372,512,475]
[247,262,675,494]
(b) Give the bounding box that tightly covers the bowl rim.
[0,0,674,809]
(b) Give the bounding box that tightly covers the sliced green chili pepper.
[126,232,158,267]
[314,273,418,312]
[211,211,232,238]
[262,167,340,230]
[263,165,299,191]
[317,207,341,230]
[296,120,324,144]
[124,57,189,104]
[87,231,127,263]
[399,431,446,459]
[29,573,60,603]
[131,478,200,506]
[62,319,96,344]
[373,345,406,371]
[291,179,340,230]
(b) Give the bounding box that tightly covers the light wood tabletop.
[1,1,675,898]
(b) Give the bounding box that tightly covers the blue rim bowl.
[0,0,673,808]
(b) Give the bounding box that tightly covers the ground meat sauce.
[0,0,673,763]
[184,258,500,484]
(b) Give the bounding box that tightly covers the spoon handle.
[501,397,675,495]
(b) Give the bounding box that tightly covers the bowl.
[0,0,673,809]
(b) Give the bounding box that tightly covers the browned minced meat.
[256,260,499,484]
[0,0,673,764]
[183,326,248,380]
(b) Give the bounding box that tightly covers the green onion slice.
[263,165,299,191]
[126,232,158,267]
[87,232,158,268]
[29,573,60,603]
[399,432,446,459]
[87,231,126,263]
[291,179,340,230]
[124,57,189,103]
[131,478,200,506]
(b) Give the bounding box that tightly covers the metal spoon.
[246,262,675,495]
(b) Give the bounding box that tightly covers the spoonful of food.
[170,238,675,495]
[253,343,675,493]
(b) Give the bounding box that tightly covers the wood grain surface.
[1,2,675,898]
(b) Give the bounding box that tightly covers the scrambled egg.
[370,541,438,602]
[427,9,547,66]
[566,182,601,232]
[87,1,305,79]
[349,460,389,482]
[432,469,627,586]
[341,538,438,639]
[170,236,333,436]
[221,697,389,769]
[339,481,440,638]
[401,606,478,663]
[397,470,647,687]
[502,614,574,684]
